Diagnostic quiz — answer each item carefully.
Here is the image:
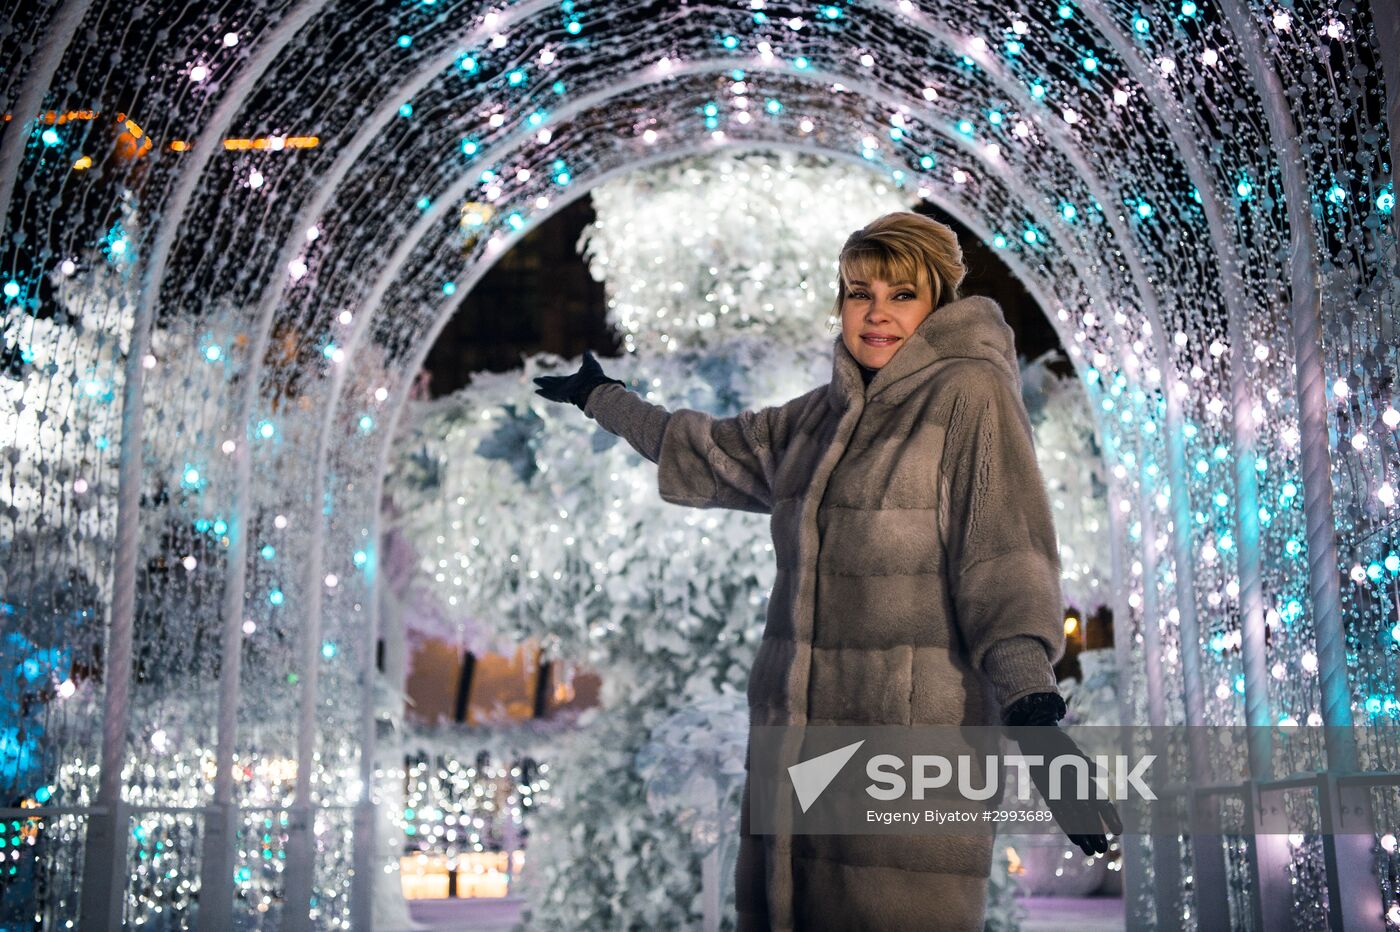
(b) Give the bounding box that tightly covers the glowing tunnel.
[0,0,1397,928]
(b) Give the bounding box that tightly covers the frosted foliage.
[1020,350,1114,615]
[0,0,1395,927]
[579,148,909,354]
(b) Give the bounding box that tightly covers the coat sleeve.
[938,363,1067,685]
[585,382,813,515]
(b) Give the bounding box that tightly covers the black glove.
[1003,692,1122,856]
[532,350,625,412]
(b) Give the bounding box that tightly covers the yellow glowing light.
[459,201,495,228]
[223,135,320,150]
[1064,615,1079,636]
[72,155,92,170]
[1005,845,1024,874]
[399,851,517,900]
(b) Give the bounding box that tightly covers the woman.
[535,211,1119,930]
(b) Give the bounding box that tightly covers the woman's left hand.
[1005,723,1123,856]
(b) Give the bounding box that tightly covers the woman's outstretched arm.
[583,381,671,464]
[585,381,813,514]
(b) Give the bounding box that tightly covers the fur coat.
[584,295,1067,931]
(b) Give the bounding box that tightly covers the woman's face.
[840,275,936,369]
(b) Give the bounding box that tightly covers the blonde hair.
[831,211,967,319]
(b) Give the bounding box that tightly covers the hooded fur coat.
[584,294,1067,931]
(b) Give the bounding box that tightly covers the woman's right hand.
[533,350,625,412]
